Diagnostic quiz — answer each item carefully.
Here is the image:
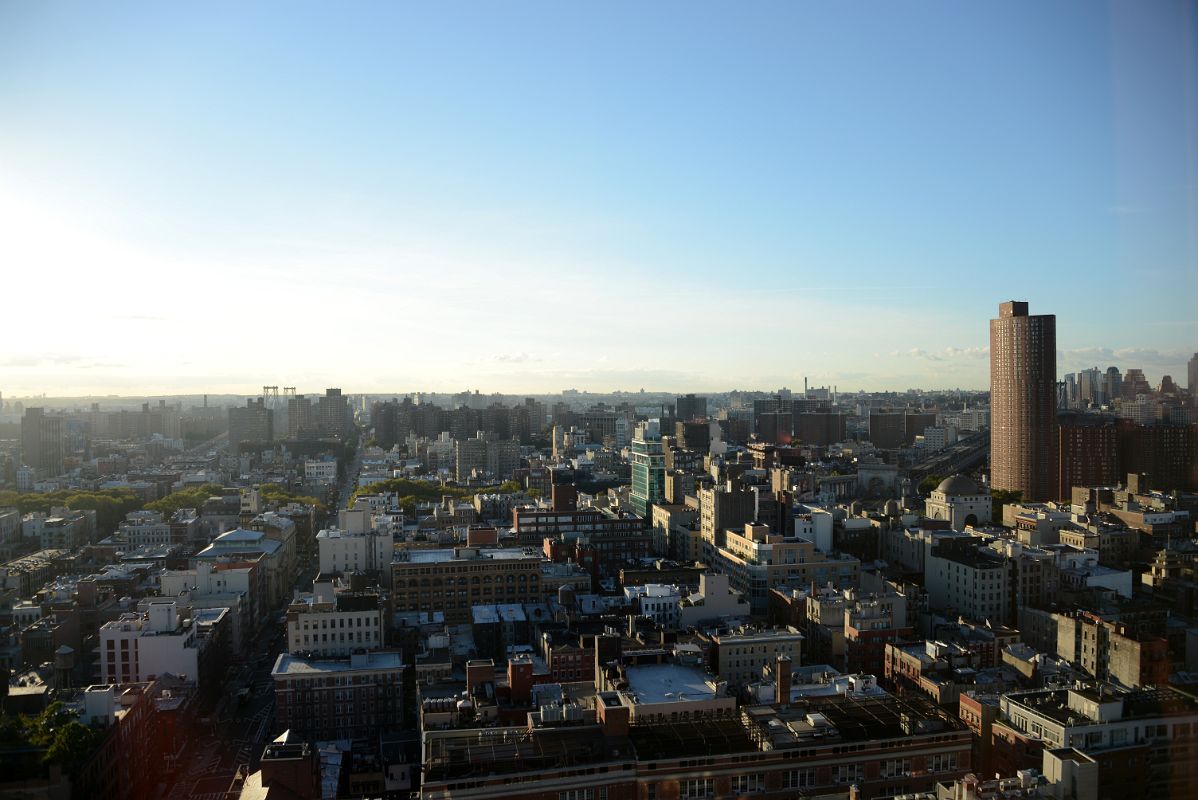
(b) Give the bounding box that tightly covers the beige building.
[391,546,545,624]
[285,580,383,657]
[711,627,803,687]
[716,523,860,614]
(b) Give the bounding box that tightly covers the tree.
[918,475,943,496]
[45,721,101,776]
[144,484,225,516]
[991,489,1022,521]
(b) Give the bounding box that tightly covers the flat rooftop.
[396,547,541,564]
[623,663,717,705]
[273,651,403,675]
[423,726,633,782]
[628,718,757,760]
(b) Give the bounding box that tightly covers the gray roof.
[937,475,979,495]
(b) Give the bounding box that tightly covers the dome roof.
[936,474,979,495]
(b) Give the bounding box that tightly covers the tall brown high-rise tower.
[990,301,1057,501]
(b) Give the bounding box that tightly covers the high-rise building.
[629,420,665,518]
[675,394,707,421]
[228,397,274,447]
[1057,413,1119,499]
[1105,366,1123,404]
[1188,353,1198,397]
[990,301,1057,501]
[19,407,64,477]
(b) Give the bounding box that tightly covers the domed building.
[924,474,991,529]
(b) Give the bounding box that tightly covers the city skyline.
[2,1,1196,396]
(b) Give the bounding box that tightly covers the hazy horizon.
[2,1,1195,396]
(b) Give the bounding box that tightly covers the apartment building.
[272,650,404,741]
[100,601,199,684]
[286,580,384,657]
[391,546,546,624]
[715,523,860,615]
[316,527,393,575]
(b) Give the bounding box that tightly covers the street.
[166,616,285,800]
[164,433,362,799]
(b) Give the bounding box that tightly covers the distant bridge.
[907,429,990,483]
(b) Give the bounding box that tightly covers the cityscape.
[1,304,1196,800]
[2,3,1198,800]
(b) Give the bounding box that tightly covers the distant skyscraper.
[675,394,707,421]
[990,301,1057,501]
[1104,366,1122,405]
[20,407,64,477]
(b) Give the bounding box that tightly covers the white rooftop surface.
[623,663,716,705]
[273,651,404,675]
[399,547,539,564]
[789,675,887,701]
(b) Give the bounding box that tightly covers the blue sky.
[0,1,1194,395]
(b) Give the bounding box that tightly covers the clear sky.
[1,1,1195,397]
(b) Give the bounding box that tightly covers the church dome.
[936,474,979,495]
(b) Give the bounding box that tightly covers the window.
[831,764,863,784]
[680,778,714,799]
[558,790,593,800]
[731,774,763,795]
[929,753,958,773]
[783,768,816,789]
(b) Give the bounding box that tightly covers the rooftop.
[273,650,404,675]
[623,663,718,705]
[423,725,633,783]
[395,547,542,564]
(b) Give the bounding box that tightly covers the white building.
[924,537,1011,625]
[793,505,833,552]
[286,580,383,657]
[921,425,959,451]
[316,527,392,575]
[624,583,681,629]
[117,510,172,547]
[678,573,752,628]
[924,475,991,530]
[304,458,338,484]
[99,601,199,684]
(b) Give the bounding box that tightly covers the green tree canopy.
[918,475,943,495]
[143,484,225,516]
[991,489,1022,521]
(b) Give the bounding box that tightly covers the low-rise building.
[99,601,199,684]
[715,522,860,614]
[286,579,384,658]
[391,546,546,625]
[1000,685,1198,799]
[709,626,803,687]
[317,527,393,575]
[272,650,404,741]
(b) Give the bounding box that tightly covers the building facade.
[990,301,1058,501]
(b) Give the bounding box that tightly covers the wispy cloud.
[1060,347,1192,369]
[887,346,989,362]
[108,313,166,322]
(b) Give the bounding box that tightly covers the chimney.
[465,659,495,693]
[507,654,533,706]
[596,692,630,737]
[594,634,622,690]
[551,484,578,512]
[775,654,792,705]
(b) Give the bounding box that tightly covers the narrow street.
[167,432,362,799]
